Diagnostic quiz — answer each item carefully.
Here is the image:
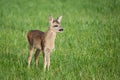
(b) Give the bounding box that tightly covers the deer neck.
[44,28,56,49]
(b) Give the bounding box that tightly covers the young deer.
[26,16,63,71]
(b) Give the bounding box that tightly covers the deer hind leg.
[28,46,34,68]
[34,49,41,67]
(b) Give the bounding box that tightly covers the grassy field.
[0,0,120,80]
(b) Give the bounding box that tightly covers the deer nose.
[59,29,64,31]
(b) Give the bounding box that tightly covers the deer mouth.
[59,29,63,32]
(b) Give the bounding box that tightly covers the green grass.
[0,0,120,80]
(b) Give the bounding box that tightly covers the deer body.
[26,16,63,71]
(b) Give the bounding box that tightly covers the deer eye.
[54,25,58,27]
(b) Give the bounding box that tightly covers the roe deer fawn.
[26,16,63,71]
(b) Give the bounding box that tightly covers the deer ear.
[49,16,53,24]
[57,16,62,23]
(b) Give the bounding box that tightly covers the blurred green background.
[0,0,120,80]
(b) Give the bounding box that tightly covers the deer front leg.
[46,52,50,71]
[43,53,47,72]
[43,48,51,71]
[34,49,41,67]
[28,47,34,68]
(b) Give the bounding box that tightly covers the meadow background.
[0,0,120,80]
